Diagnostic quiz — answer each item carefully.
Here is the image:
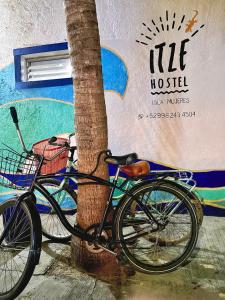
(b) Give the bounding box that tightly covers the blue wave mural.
[0,47,128,104]
[0,46,129,207]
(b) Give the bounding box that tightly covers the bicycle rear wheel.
[0,197,41,299]
[115,181,198,274]
[34,178,77,242]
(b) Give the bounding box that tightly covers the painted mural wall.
[96,0,225,215]
[0,0,224,215]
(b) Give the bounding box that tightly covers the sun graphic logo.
[136,10,205,95]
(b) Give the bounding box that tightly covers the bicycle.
[34,145,203,244]
[31,136,203,244]
[5,107,203,244]
[0,110,199,299]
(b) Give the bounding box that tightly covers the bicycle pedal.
[97,244,117,255]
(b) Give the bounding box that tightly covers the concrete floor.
[117,216,225,300]
[16,215,225,300]
[0,214,222,299]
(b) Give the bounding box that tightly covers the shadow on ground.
[18,216,225,300]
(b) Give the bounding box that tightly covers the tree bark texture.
[64,0,117,272]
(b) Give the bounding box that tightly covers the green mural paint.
[196,188,225,201]
[0,99,74,198]
[0,99,74,152]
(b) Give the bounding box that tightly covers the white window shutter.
[21,52,72,82]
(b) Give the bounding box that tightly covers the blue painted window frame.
[13,42,72,89]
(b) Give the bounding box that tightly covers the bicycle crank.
[84,228,109,254]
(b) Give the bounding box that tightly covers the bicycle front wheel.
[34,178,77,242]
[115,181,198,274]
[0,198,41,299]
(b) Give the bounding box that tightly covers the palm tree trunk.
[64,0,117,272]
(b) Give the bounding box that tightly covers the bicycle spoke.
[35,179,77,241]
[0,200,36,297]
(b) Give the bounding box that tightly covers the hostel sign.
[149,38,189,94]
[136,10,205,97]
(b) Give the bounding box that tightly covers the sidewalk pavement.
[17,216,225,300]
[17,241,116,300]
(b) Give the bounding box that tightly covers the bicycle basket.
[0,148,39,190]
[32,138,69,175]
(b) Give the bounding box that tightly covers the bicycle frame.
[55,143,197,201]
[33,169,166,249]
[51,149,197,205]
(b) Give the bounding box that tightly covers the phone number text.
[138,111,196,120]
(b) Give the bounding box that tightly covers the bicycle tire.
[115,181,198,274]
[0,197,42,300]
[34,178,77,242]
[190,191,204,226]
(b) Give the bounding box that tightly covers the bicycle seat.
[120,161,150,177]
[105,153,138,166]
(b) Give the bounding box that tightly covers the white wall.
[0,0,66,67]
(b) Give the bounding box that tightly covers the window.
[14,42,73,89]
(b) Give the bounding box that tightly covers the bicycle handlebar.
[48,136,57,144]
[10,107,19,124]
[9,107,31,153]
[48,136,73,149]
